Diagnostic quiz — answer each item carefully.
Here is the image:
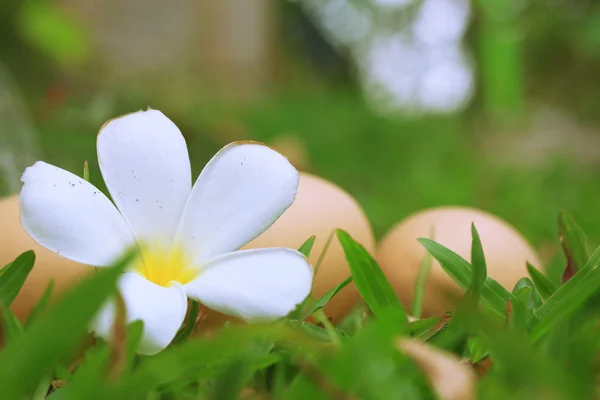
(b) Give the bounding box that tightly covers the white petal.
[184,248,313,322]
[92,272,188,356]
[174,142,298,263]
[20,162,135,266]
[97,109,192,247]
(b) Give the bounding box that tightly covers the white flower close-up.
[19,109,314,355]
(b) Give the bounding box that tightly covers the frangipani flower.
[20,109,313,355]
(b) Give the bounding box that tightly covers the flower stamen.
[134,244,198,287]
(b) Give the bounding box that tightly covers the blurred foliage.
[17,1,89,68]
[2,0,600,275]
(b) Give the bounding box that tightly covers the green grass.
[0,213,599,399]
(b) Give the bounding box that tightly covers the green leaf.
[212,342,276,400]
[426,306,470,354]
[526,263,557,301]
[465,305,581,398]
[17,0,90,66]
[512,278,542,311]
[295,322,336,342]
[422,315,452,344]
[0,261,12,277]
[427,225,491,354]
[0,250,36,309]
[335,328,349,341]
[408,316,441,337]
[559,210,589,282]
[412,226,434,318]
[337,230,408,332]
[212,359,249,400]
[317,316,430,399]
[508,287,531,333]
[289,236,317,320]
[467,335,488,364]
[117,326,292,397]
[299,277,352,322]
[286,375,330,400]
[314,231,335,276]
[124,321,144,374]
[530,245,600,343]
[298,236,316,258]
[25,280,55,327]
[173,301,199,344]
[467,223,487,301]
[48,344,112,400]
[418,238,514,319]
[0,251,129,399]
[2,308,23,344]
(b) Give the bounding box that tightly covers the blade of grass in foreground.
[418,238,515,319]
[530,245,600,343]
[299,277,352,322]
[412,226,435,318]
[467,224,487,301]
[0,251,130,399]
[526,263,557,301]
[558,210,589,281]
[337,229,409,333]
[298,236,316,258]
[289,236,317,320]
[0,250,36,309]
[466,305,578,398]
[173,300,200,344]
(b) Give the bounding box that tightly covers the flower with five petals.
[19,109,313,355]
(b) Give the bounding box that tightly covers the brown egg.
[269,133,310,171]
[376,207,541,316]
[196,172,376,332]
[0,195,90,320]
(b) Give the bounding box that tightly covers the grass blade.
[526,263,557,301]
[466,306,577,398]
[314,231,334,277]
[412,226,434,318]
[467,223,487,301]
[535,245,600,321]
[0,252,129,398]
[25,280,55,327]
[558,210,589,282]
[0,251,36,309]
[300,277,352,322]
[173,300,199,344]
[337,230,408,332]
[298,236,316,258]
[2,308,23,345]
[530,253,600,343]
[289,236,317,320]
[418,238,514,319]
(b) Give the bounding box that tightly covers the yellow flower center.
[133,244,199,287]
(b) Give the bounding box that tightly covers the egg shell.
[196,172,376,332]
[0,195,90,320]
[245,172,375,320]
[376,206,542,316]
[269,134,310,171]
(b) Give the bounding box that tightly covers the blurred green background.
[1,0,600,277]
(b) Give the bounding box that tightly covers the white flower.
[19,109,313,355]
